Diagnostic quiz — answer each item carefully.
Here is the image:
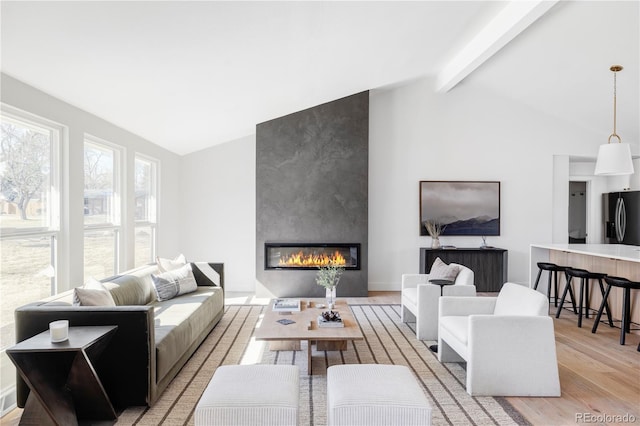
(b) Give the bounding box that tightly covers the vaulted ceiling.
[1,1,638,155]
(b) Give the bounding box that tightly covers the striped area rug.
[116,304,529,426]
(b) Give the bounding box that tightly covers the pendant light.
[594,65,634,176]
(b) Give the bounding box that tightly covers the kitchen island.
[530,243,640,334]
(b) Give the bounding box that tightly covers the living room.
[1,1,639,425]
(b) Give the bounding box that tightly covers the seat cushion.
[195,365,299,426]
[439,316,468,345]
[403,287,418,305]
[327,364,431,426]
[154,286,224,381]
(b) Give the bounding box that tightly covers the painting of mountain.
[420,181,500,236]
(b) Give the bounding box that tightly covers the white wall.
[368,77,619,290]
[0,74,182,291]
[180,135,256,292]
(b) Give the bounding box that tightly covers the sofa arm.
[439,296,496,317]
[14,304,155,409]
[402,274,430,290]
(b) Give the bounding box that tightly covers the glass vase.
[325,287,337,309]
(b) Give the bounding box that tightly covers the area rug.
[116,304,529,426]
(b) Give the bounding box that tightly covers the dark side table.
[7,325,118,426]
[428,279,454,353]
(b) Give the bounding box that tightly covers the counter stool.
[556,268,612,328]
[533,262,567,307]
[592,276,640,345]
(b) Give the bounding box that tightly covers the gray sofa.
[14,262,224,409]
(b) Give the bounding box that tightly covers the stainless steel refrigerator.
[604,191,640,246]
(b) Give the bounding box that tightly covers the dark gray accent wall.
[256,91,369,297]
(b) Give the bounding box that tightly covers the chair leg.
[592,284,613,333]
[578,278,585,328]
[533,269,543,291]
[546,272,553,305]
[621,288,630,345]
[584,278,590,319]
[556,276,573,318]
[597,278,614,326]
[565,272,578,313]
[553,271,559,307]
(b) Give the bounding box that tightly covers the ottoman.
[327,364,431,426]
[195,364,299,426]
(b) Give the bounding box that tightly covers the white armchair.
[401,263,475,340]
[438,282,561,397]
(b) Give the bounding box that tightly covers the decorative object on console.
[424,220,446,248]
[594,65,634,176]
[420,181,500,236]
[316,262,344,309]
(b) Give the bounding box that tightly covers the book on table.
[273,299,301,312]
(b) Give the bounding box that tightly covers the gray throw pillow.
[151,263,197,301]
[429,257,461,281]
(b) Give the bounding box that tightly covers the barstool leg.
[546,271,553,305]
[592,284,613,334]
[578,278,585,328]
[597,278,614,326]
[565,272,578,313]
[556,275,573,318]
[584,278,590,319]
[621,287,630,345]
[553,271,559,307]
[533,269,543,291]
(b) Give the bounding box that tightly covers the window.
[0,106,61,411]
[134,155,158,267]
[84,136,122,280]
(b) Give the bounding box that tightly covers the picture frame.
[419,181,500,236]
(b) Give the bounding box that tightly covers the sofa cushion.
[439,316,469,345]
[154,286,225,382]
[151,264,198,302]
[493,282,548,316]
[402,287,417,305]
[107,264,159,305]
[430,257,461,281]
[73,278,116,306]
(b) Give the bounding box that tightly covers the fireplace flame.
[278,250,347,267]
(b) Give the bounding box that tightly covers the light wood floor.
[2,291,639,426]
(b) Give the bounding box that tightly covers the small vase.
[431,237,441,249]
[326,287,337,309]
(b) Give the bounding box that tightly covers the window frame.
[83,134,124,278]
[0,104,63,293]
[134,153,159,266]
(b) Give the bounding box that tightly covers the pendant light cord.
[609,66,622,144]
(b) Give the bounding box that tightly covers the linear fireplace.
[265,243,360,270]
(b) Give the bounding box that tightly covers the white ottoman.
[327,364,431,426]
[195,364,299,426]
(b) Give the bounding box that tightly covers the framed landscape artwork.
[420,181,500,236]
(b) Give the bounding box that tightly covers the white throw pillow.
[156,253,187,272]
[429,257,461,281]
[151,263,197,301]
[73,278,116,306]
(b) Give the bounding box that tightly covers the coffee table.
[255,299,364,375]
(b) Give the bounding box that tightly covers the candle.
[49,320,69,342]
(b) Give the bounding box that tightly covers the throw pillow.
[156,253,187,272]
[151,263,197,301]
[429,257,462,281]
[73,278,116,306]
[191,262,221,286]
